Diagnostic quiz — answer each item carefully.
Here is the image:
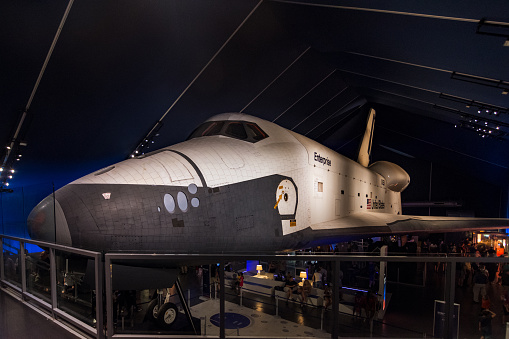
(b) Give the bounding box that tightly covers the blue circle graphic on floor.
[210,313,250,329]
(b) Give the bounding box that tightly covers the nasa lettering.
[314,152,331,166]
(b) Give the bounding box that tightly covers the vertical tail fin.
[357,108,376,167]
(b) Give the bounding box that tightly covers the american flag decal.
[367,199,372,209]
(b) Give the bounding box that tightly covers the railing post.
[444,262,456,339]
[320,307,324,331]
[20,241,26,296]
[105,254,113,339]
[332,259,340,339]
[95,253,104,339]
[50,248,57,315]
[0,237,4,281]
[219,260,225,339]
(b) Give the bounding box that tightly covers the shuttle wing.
[310,212,509,237]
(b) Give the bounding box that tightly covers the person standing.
[237,272,244,295]
[479,308,496,339]
[473,265,489,303]
[313,268,323,289]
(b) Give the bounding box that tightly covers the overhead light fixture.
[129,121,164,160]
[476,18,509,46]
[451,72,509,92]
[439,93,508,115]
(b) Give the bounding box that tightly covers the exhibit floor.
[3,263,509,338]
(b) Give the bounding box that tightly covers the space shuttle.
[27,109,509,253]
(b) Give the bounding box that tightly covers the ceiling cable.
[1,0,74,185]
[240,46,310,113]
[271,0,508,25]
[307,95,360,136]
[130,0,264,157]
[158,0,263,123]
[292,86,347,130]
[378,125,508,169]
[272,69,336,122]
[26,0,75,112]
[338,69,441,94]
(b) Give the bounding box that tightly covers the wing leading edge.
[310,213,509,237]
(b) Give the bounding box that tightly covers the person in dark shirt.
[284,276,298,303]
[479,308,496,339]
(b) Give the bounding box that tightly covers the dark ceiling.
[1,0,509,217]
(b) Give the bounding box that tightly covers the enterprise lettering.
[314,152,331,166]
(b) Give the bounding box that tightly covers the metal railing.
[3,234,509,339]
[1,234,103,339]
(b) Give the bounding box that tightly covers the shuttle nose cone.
[27,195,72,246]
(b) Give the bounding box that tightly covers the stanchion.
[240,288,243,306]
[130,305,134,327]
[188,288,191,306]
[321,307,324,331]
[201,316,206,336]
[275,296,279,317]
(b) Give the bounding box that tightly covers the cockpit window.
[188,121,225,139]
[187,120,268,143]
[246,122,268,140]
[225,122,247,140]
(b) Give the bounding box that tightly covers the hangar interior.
[1,1,509,339]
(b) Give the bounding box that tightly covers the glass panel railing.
[109,258,219,337]
[2,238,21,288]
[55,250,96,328]
[1,237,508,339]
[25,247,51,303]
